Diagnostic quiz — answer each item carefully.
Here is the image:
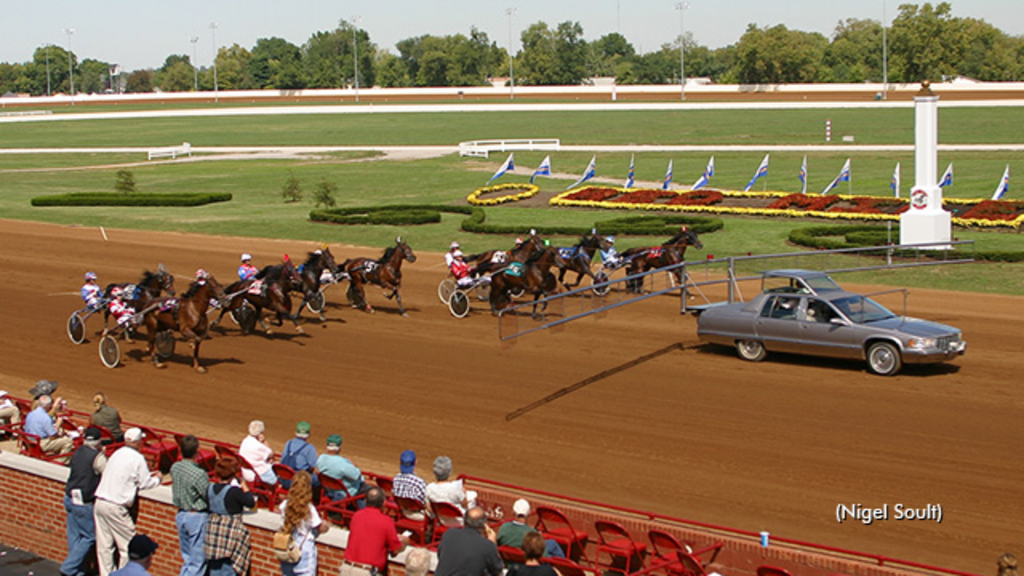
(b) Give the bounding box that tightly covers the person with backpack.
[279,421,319,489]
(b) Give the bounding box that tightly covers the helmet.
[195,269,210,280]
[84,271,97,281]
[514,237,524,245]
[680,225,689,232]
[110,286,124,298]
[449,241,460,250]
[606,236,615,244]
[241,253,252,262]
[453,250,464,258]
[529,228,537,236]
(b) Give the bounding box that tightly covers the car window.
[832,296,895,323]
[804,299,839,323]
[761,295,800,320]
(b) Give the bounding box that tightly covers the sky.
[2,0,1022,71]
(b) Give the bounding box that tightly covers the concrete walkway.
[0,542,63,576]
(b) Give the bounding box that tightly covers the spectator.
[0,390,19,430]
[170,435,209,576]
[24,394,74,462]
[29,379,61,416]
[278,470,324,576]
[340,487,410,576]
[204,457,255,576]
[316,434,366,501]
[496,499,564,559]
[238,420,277,485]
[280,421,318,489]
[110,534,159,576]
[434,507,503,576]
[393,450,429,521]
[510,533,560,576]
[405,547,433,576]
[61,427,108,576]
[94,427,162,576]
[91,392,124,443]
[426,456,474,514]
[998,554,1018,576]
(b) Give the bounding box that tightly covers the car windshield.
[804,275,842,292]
[832,296,896,323]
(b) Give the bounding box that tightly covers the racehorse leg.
[394,288,408,317]
[348,281,373,314]
[180,327,206,374]
[145,318,167,370]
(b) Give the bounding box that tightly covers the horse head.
[320,245,340,275]
[203,275,230,308]
[158,267,176,296]
[396,237,417,263]
[680,226,703,250]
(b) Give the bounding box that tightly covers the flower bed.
[467,183,539,206]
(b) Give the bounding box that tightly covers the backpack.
[272,530,301,563]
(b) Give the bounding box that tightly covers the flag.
[662,159,674,190]
[624,154,635,188]
[939,162,953,188]
[799,156,807,194]
[992,164,1010,200]
[486,153,515,184]
[530,155,551,184]
[821,158,851,194]
[743,154,770,192]
[891,162,901,198]
[566,155,597,190]
[691,156,715,190]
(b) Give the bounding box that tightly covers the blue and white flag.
[891,162,901,198]
[743,154,770,192]
[939,162,954,188]
[530,155,552,184]
[691,156,715,190]
[821,158,851,195]
[566,155,597,190]
[799,155,807,194]
[993,164,1010,200]
[624,154,635,188]
[486,153,515,184]
[662,159,674,190]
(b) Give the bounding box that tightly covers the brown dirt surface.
[1,219,1021,574]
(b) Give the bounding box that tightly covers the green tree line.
[2,3,1022,95]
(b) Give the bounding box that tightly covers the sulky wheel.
[99,335,121,369]
[438,278,456,305]
[591,271,611,296]
[67,312,86,345]
[305,290,326,314]
[236,303,257,334]
[155,330,176,359]
[448,290,471,318]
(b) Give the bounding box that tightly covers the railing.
[147,141,192,160]
[458,138,560,158]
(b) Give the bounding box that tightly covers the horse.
[292,247,341,322]
[141,275,228,373]
[556,233,611,289]
[343,237,417,316]
[489,241,567,319]
[620,226,704,294]
[102,267,176,328]
[212,259,304,334]
[464,233,545,277]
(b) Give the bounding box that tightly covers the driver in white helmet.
[104,287,138,337]
[81,271,103,309]
[600,236,621,269]
[238,253,258,281]
[444,241,462,268]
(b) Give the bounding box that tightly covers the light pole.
[62,28,75,99]
[882,0,889,100]
[675,3,688,101]
[210,22,219,102]
[506,7,516,100]
[190,36,199,91]
[352,16,361,102]
[45,45,52,96]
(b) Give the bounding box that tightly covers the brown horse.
[556,233,611,289]
[464,233,546,277]
[212,259,304,334]
[142,276,228,373]
[102,267,176,328]
[344,237,417,316]
[620,226,704,294]
[489,241,567,319]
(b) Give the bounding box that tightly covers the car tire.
[736,339,766,362]
[867,341,902,376]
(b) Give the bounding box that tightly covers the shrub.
[114,170,137,195]
[313,179,338,208]
[31,193,232,207]
[281,172,303,203]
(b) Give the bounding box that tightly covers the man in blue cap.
[392,450,428,520]
[111,534,159,576]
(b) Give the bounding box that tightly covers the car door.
[754,295,804,353]
[797,298,861,359]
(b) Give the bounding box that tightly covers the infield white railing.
[148,142,192,160]
[458,138,560,158]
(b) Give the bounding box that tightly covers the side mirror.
[830,317,848,326]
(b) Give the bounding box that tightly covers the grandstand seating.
[17,431,69,464]
[393,496,432,545]
[430,500,465,541]
[594,519,648,574]
[316,473,365,527]
[757,566,794,576]
[535,505,590,561]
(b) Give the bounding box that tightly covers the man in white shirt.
[238,419,277,485]
[93,427,162,576]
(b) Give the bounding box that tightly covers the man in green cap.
[317,434,367,501]
[279,421,319,488]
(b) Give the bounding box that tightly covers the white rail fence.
[458,138,560,158]
[147,142,192,161]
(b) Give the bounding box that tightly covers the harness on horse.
[506,262,525,278]
[246,279,265,296]
[363,260,379,273]
[490,252,509,264]
[648,247,664,258]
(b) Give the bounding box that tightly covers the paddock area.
[0,219,1020,574]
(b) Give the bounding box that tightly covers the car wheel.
[867,341,902,376]
[736,340,766,362]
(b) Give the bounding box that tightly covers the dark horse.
[213,258,304,334]
[344,237,417,316]
[102,267,176,327]
[489,241,567,319]
[292,247,341,321]
[620,226,704,294]
[142,276,227,373]
[556,233,612,289]
[464,233,546,277]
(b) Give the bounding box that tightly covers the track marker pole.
[100,226,108,241]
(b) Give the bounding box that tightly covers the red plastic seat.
[594,520,647,575]
[541,556,603,576]
[173,433,217,472]
[316,473,365,527]
[757,566,794,576]
[392,497,431,545]
[534,505,589,561]
[18,432,69,464]
[271,463,296,508]
[134,425,180,473]
[430,501,465,542]
[499,545,527,565]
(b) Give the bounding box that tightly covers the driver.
[448,250,477,288]
[104,287,138,339]
[445,241,462,268]
[238,253,258,281]
[600,236,621,269]
[81,271,103,309]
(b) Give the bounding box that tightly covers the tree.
[115,170,137,195]
[215,44,253,90]
[375,52,410,87]
[888,2,966,82]
[313,179,338,208]
[518,21,588,85]
[123,69,153,93]
[731,24,828,84]
[156,56,194,92]
[249,37,305,89]
[281,172,303,203]
[303,20,374,89]
[587,32,636,79]
[824,18,884,82]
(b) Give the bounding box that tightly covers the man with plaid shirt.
[392,450,429,521]
[170,435,208,576]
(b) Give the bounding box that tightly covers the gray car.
[696,270,966,376]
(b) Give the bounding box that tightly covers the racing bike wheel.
[67,312,86,345]
[155,330,176,359]
[99,335,121,369]
[305,290,326,314]
[438,278,456,304]
[448,290,471,318]
[591,271,611,296]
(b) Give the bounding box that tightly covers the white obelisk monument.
[900,80,951,248]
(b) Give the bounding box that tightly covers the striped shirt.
[393,472,427,504]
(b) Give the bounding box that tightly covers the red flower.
[666,190,724,206]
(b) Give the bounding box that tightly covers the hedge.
[31,193,232,207]
[789,224,1024,262]
[310,205,724,237]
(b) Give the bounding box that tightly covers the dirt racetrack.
[1,219,1021,574]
